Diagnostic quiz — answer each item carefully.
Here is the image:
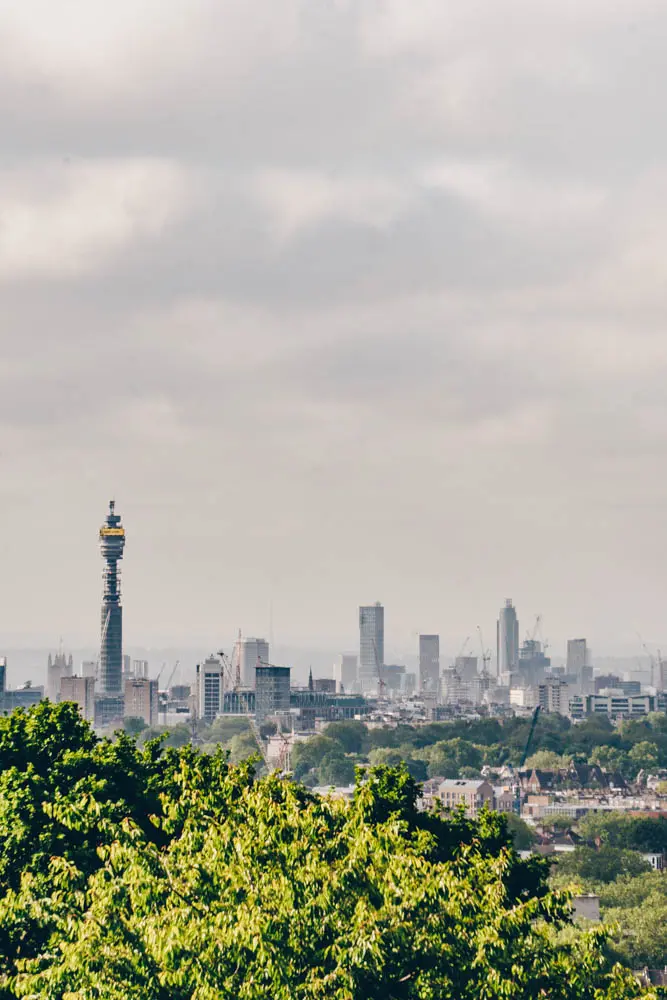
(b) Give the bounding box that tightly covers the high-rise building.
[0,657,7,694]
[124,678,158,727]
[517,639,550,688]
[419,635,440,695]
[334,653,358,692]
[497,599,519,679]
[538,679,569,715]
[455,656,479,682]
[235,637,269,689]
[132,659,149,680]
[81,660,97,679]
[61,676,96,723]
[47,650,73,701]
[567,638,592,694]
[196,655,223,722]
[255,664,290,722]
[359,603,384,693]
[98,501,126,696]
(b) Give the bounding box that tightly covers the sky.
[1,0,667,661]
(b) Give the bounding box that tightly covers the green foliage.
[322,720,368,754]
[589,745,630,775]
[122,716,148,736]
[285,710,667,786]
[578,811,667,853]
[628,740,660,772]
[317,753,356,786]
[524,749,572,770]
[505,812,537,850]
[0,706,655,998]
[555,846,651,884]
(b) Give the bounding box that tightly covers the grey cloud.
[0,1,667,653]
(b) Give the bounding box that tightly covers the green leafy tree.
[317,754,356,787]
[577,812,635,847]
[589,745,630,775]
[505,812,537,850]
[0,761,651,1000]
[122,716,148,737]
[555,846,651,884]
[524,749,572,771]
[0,705,657,1000]
[322,720,368,755]
[228,730,262,764]
[628,740,660,774]
[291,736,345,780]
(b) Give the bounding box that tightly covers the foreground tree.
[0,705,656,998]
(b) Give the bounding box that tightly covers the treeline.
[286,713,667,787]
[0,703,653,998]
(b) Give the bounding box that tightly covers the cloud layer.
[1,1,666,658]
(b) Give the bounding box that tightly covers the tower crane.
[637,632,657,689]
[476,626,491,677]
[526,614,542,643]
[217,650,237,692]
[513,705,541,814]
[372,639,387,703]
[160,660,180,724]
[163,659,180,691]
[456,635,472,661]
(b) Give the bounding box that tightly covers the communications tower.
[99,500,125,695]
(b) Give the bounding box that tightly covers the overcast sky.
[1,0,667,659]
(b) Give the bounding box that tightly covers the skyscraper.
[567,638,591,694]
[497,599,519,679]
[98,501,126,696]
[419,635,440,695]
[255,664,290,723]
[196,655,223,722]
[235,637,270,688]
[359,603,384,693]
[334,653,358,692]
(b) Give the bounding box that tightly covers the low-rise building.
[493,785,516,813]
[2,684,44,713]
[438,779,494,817]
[570,693,655,720]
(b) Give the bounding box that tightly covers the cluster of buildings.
[1,504,665,735]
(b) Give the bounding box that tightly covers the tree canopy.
[0,703,655,999]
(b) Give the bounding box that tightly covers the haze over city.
[1,2,667,663]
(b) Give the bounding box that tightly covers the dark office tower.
[98,500,126,695]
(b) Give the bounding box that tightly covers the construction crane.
[372,639,387,703]
[456,635,472,661]
[476,626,491,677]
[520,705,541,768]
[526,614,542,643]
[514,705,541,814]
[217,650,237,693]
[160,660,180,724]
[637,633,657,689]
